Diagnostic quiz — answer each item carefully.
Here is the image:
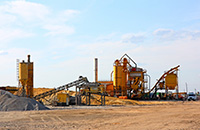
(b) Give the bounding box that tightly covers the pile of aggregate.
[0,89,49,111]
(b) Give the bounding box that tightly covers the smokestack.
[95,58,98,82]
[27,55,30,63]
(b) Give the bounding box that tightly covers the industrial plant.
[0,54,191,109]
[0,54,199,130]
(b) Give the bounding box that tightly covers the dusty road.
[0,101,200,130]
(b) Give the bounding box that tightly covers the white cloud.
[58,9,80,22]
[121,33,146,43]
[0,13,16,26]
[0,50,8,55]
[2,0,49,22]
[153,28,200,41]
[0,0,80,43]
[43,24,75,36]
[153,28,174,36]
[0,1,49,43]
[0,28,34,45]
[96,32,118,42]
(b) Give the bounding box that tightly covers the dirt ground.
[0,101,200,130]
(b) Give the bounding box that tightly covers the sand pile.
[33,88,76,105]
[81,94,170,105]
[33,88,170,106]
[0,90,49,111]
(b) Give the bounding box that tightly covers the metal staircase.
[33,77,89,100]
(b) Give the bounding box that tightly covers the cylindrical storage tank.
[165,73,177,90]
[113,60,123,92]
[26,62,34,98]
[122,58,128,96]
[19,62,28,86]
[121,69,127,96]
[113,66,123,89]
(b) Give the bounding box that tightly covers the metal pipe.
[95,58,98,82]
[27,55,30,63]
[185,82,188,94]
[119,54,137,68]
[145,74,151,91]
[110,71,113,81]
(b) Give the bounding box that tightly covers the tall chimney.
[95,58,98,82]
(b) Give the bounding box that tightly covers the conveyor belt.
[33,77,89,100]
[147,65,180,94]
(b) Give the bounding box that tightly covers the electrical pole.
[185,82,188,94]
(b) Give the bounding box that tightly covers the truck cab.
[187,92,197,101]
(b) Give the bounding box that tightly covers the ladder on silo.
[16,59,20,87]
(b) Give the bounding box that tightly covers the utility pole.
[185,82,188,94]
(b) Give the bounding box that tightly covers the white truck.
[187,92,197,101]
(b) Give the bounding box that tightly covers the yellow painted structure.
[98,81,113,96]
[57,93,70,105]
[109,54,147,98]
[129,70,145,97]
[18,55,34,98]
[19,62,28,86]
[113,66,123,89]
[165,73,177,90]
[100,54,180,99]
[113,60,127,96]
[26,62,33,98]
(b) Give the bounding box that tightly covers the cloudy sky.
[0,0,199,92]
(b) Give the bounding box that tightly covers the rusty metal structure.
[97,54,180,100]
[75,82,105,106]
[33,76,105,106]
[14,54,180,103]
[17,55,34,98]
[148,65,180,99]
[98,54,149,99]
[34,76,88,101]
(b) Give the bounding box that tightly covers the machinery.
[34,76,88,100]
[112,54,149,98]
[55,93,70,106]
[98,54,150,99]
[148,65,180,99]
[17,55,34,98]
[33,76,104,106]
[76,82,105,105]
[97,54,180,100]
[13,54,181,104]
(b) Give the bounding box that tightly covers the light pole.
[185,82,188,94]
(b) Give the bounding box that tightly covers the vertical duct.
[27,55,34,98]
[95,58,98,82]
[27,55,30,63]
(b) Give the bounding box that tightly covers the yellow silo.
[165,73,177,90]
[18,55,34,98]
[19,61,28,87]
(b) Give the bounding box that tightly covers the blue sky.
[0,0,200,92]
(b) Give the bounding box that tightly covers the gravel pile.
[0,89,49,111]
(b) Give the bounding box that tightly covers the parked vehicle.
[187,92,197,101]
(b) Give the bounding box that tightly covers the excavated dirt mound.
[0,90,49,111]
